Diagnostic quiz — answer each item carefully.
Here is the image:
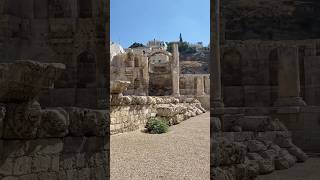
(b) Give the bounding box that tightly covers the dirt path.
[110,112,210,180]
[257,157,320,180]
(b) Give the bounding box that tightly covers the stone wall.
[0,60,108,179]
[110,96,206,134]
[0,106,108,180]
[223,0,320,41]
[213,106,320,153]
[0,0,108,109]
[221,39,320,107]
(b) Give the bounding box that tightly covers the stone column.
[172,43,180,97]
[204,75,210,94]
[274,46,306,106]
[211,0,224,107]
[196,76,205,96]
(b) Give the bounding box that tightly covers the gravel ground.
[110,112,210,180]
[257,157,320,180]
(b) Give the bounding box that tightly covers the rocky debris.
[38,108,69,137]
[213,138,246,167]
[275,149,297,170]
[213,114,308,179]
[155,100,206,125]
[260,149,278,161]
[212,167,235,180]
[287,144,308,162]
[3,101,42,139]
[247,140,267,153]
[274,132,294,148]
[110,95,180,106]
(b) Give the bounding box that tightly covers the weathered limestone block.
[121,96,132,105]
[212,167,235,180]
[3,101,42,139]
[275,149,297,170]
[67,108,108,136]
[169,114,185,125]
[110,80,130,95]
[234,163,251,180]
[194,103,206,113]
[156,104,180,117]
[274,133,294,148]
[0,60,65,102]
[0,158,14,176]
[38,108,69,138]
[213,138,246,167]
[247,140,267,153]
[247,153,274,174]
[260,149,278,161]
[147,97,157,104]
[244,158,259,178]
[131,96,148,105]
[287,144,308,162]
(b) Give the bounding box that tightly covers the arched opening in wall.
[78,0,92,18]
[134,57,140,67]
[76,51,96,88]
[221,49,243,106]
[49,0,69,18]
[6,0,20,16]
[34,0,48,18]
[269,48,279,105]
[222,49,242,85]
[134,78,140,89]
[179,77,186,95]
[299,46,306,100]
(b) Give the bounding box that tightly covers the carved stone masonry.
[0,60,65,139]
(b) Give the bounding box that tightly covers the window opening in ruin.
[79,0,92,18]
[77,51,96,88]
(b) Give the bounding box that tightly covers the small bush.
[146,117,169,134]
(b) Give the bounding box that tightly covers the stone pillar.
[196,76,205,96]
[274,46,306,106]
[172,43,180,97]
[204,75,210,94]
[211,0,224,107]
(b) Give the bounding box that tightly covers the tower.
[179,33,183,43]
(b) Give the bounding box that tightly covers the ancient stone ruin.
[0,60,108,180]
[210,1,320,178]
[110,42,209,134]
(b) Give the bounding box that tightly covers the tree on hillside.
[166,41,196,54]
[129,42,146,48]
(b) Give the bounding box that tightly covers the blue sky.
[110,0,210,48]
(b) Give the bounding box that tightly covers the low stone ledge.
[0,105,108,139]
[110,95,181,106]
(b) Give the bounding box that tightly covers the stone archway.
[222,49,242,86]
[221,49,243,106]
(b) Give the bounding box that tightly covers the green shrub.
[146,117,169,134]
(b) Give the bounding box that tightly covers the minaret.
[179,33,183,43]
